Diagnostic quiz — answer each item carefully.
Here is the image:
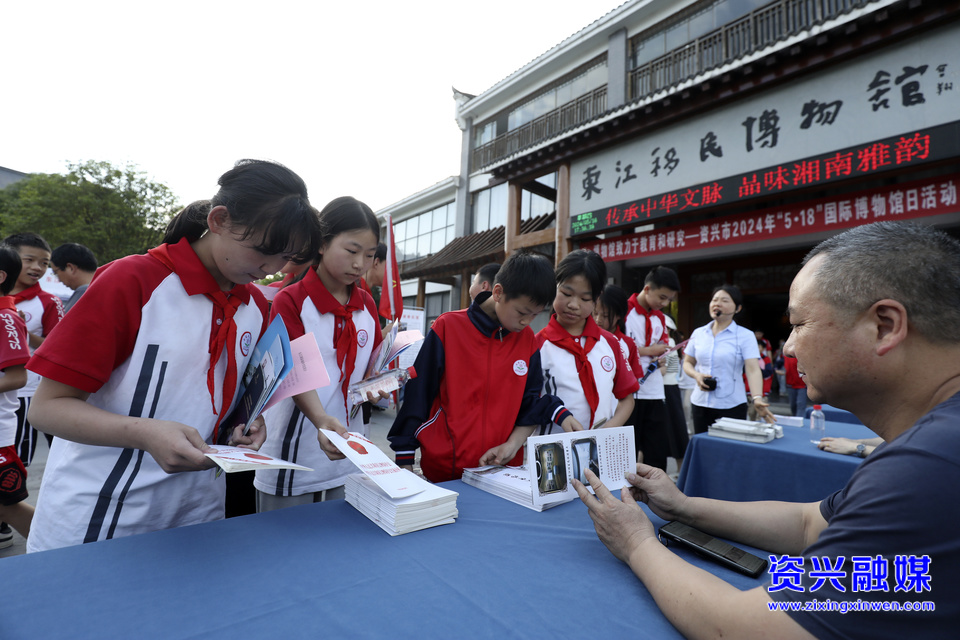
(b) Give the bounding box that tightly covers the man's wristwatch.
[856,443,867,458]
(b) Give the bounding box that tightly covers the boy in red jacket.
[389,250,581,482]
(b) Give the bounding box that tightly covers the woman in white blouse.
[683,285,775,433]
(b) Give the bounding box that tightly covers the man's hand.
[573,469,656,564]
[818,437,859,455]
[626,463,690,522]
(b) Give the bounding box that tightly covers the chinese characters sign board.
[570,22,960,234]
[581,175,959,262]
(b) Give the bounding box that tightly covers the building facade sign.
[570,22,960,233]
[581,174,959,262]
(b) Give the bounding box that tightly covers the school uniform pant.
[663,384,689,460]
[630,399,670,471]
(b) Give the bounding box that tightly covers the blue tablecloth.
[0,482,768,639]
[676,420,875,502]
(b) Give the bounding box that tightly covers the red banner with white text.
[581,174,959,262]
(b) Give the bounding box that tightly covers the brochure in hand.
[262,333,331,412]
[363,321,424,379]
[217,316,294,444]
[462,425,637,511]
[348,321,424,419]
[205,445,312,473]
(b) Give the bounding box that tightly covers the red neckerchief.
[12,283,42,304]
[148,238,251,443]
[628,293,665,347]
[542,314,601,427]
[301,269,363,416]
[0,297,16,311]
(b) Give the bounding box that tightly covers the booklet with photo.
[463,426,637,510]
[205,445,312,473]
[217,315,293,444]
[527,426,637,509]
[320,429,426,499]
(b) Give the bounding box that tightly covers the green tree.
[0,160,179,263]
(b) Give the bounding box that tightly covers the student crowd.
[1,159,956,638]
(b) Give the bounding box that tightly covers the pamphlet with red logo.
[217,315,293,444]
[320,429,426,499]
[205,444,312,473]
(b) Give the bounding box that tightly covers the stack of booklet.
[321,429,458,536]
[463,426,637,511]
[462,465,556,512]
[344,472,459,536]
[708,417,781,443]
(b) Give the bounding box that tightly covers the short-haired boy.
[0,245,34,547]
[468,262,500,301]
[625,265,680,470]
[389,250,582,482]
[50,243,98,312]
[3,233,64,467]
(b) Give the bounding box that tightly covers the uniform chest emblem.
[239,331,252,356]
[357,329,369,347]
[601,355,614,372]
[20,311,32,323]
[513,359,528,376]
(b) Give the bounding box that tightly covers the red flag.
[379,214,403,321]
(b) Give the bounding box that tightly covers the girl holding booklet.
[255,197,384,508]
[24,160,323,551]
[535,250,638,435]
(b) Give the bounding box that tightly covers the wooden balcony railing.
[472,0,876,171]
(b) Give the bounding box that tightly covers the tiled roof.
[402,212,555,279]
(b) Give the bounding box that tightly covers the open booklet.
[363,321,424,379]
[463,425,637,510]
[205,444,312,473]
[217,316,293,444]
[348,322,424,419]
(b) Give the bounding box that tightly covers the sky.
[3,1,624,213]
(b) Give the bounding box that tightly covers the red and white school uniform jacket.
[612,327,641,380]
[26,238,269,552]
[625,294,668,401]
[254,269,381,496]
[0,299,30,447]
[536,316,639,434]
[12,282,63,398]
